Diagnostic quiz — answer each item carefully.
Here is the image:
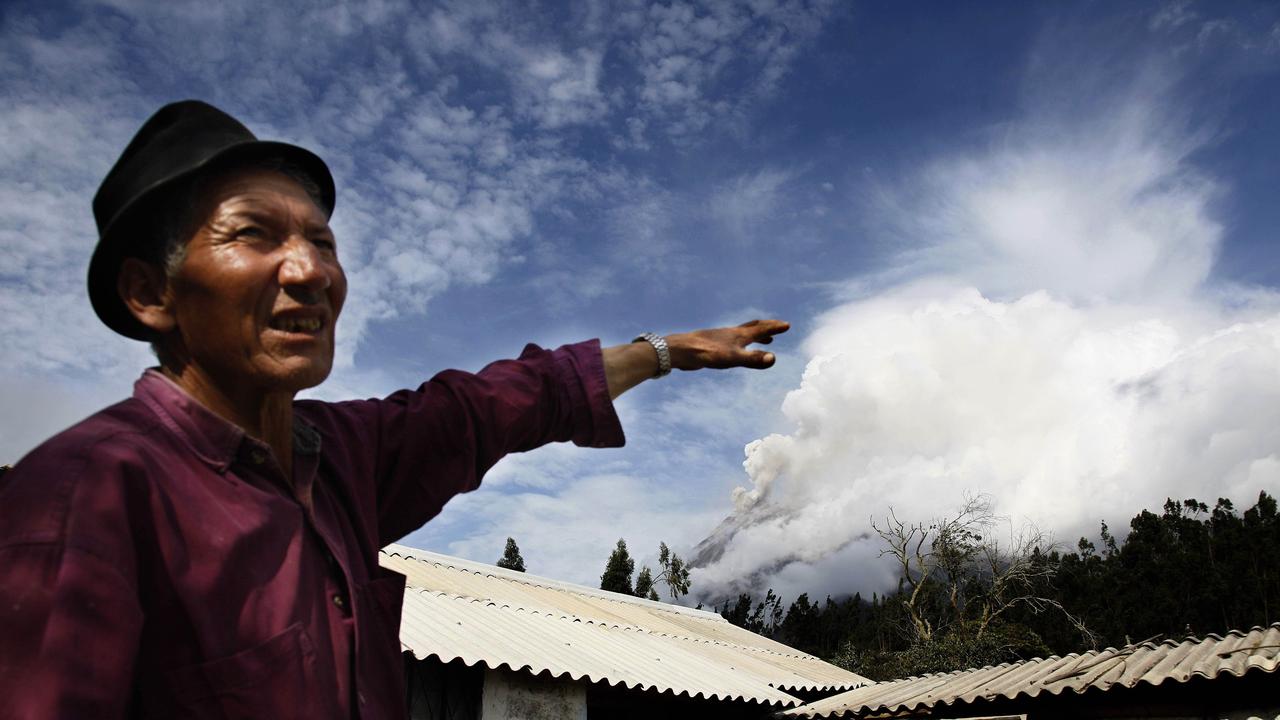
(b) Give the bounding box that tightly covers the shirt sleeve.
[310,339,626,546]
[0,448,145,719]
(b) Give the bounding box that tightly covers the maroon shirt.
[0,341,623,719]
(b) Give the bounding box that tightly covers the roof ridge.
[383,544,724,620]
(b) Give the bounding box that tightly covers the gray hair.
[144,156,327,362]
[146,156,325,279]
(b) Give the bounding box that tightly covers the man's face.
[165,168,346,394]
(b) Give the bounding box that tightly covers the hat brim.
[88,140,336,341]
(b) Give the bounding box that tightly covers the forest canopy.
[714,491,1280,681]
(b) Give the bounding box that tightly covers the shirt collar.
[293,419,321,455]
[133,369,321,472]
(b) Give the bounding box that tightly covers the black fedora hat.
[89,100,336,340]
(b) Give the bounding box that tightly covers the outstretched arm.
[603,319,791,400]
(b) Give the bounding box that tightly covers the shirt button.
[332,594,346,609]
[249,449,267,465]
[358,691,367,706]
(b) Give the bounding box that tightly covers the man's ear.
[118,258,177,334]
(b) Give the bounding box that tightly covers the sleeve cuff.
[551,339,626,449]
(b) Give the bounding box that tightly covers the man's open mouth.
[270,316,323,333]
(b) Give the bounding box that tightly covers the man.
[0,101,788,718]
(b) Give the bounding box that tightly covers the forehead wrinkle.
[206,190,331,236]
[199,168,329,232]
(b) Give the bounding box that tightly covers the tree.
[600,539,635,594]
[861,495,1090,677]
[749,490,1280,681]
[873,495,1091,648]
[634,566,659,600]
[744,589,785,636]
[1047,491,1280,648]
[495,537,526,572]
[719,594,754,627]
[599,540,688,601]
[780,593,820,649]
[655,542,691,600]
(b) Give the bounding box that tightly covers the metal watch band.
[633,333,672,378]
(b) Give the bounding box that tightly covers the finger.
[742,349,777,369]
[760,319,791,336]
[741,319,790,344]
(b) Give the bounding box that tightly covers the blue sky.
[3,0,1279,602]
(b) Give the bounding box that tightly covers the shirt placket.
[239,435,359,719]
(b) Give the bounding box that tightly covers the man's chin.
[287,364,332,392]
[263,355,333,393]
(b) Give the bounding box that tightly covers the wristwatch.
[633,333,672,378]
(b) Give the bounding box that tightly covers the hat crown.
[92,100,258,235]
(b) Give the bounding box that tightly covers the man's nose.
[278,236,331,295]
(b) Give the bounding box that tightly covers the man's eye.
[314,237,337,251]
[237,226,266,239]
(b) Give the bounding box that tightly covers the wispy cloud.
[409,4,610,129]
[0,0,831,380]
[620,0,835,141]
[900,106,1220,304]
[0,0,835,472]
[708,167,795,239]
[409,467,724,586]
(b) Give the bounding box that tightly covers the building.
[779,623,1280,720]
[379,544,869,719]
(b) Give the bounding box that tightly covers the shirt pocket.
[353,567,407,717]
[363,567,405,631]
[162,621,324,719]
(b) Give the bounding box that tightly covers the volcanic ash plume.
[691,86,1280,602]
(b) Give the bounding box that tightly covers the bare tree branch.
[874,495,1096,649]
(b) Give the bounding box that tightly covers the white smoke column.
[694,79,1280,601]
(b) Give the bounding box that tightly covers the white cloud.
[708,167,794,238]
[404,465,725,588]
[408,4,610,129]
[604,186,684,273]
[613,116,652,150]
[526,266,618,312]
[0,0,840,470]
[0,3,541,457]
[1146,0,1280,54]
[395,316,806,590]
[407,0,835,139]
[512,47,609,128]
[0,2,616,386]
[622,0,835,140]
[696,284,1280,601]
[908,142,1218,304]
[0,22,166,381]
[1149,0,1197,31]
[0,0,820,598]
[691,53,1280,602]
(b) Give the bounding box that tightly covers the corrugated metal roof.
[381,544,869,707]
[779,623,1280,718]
